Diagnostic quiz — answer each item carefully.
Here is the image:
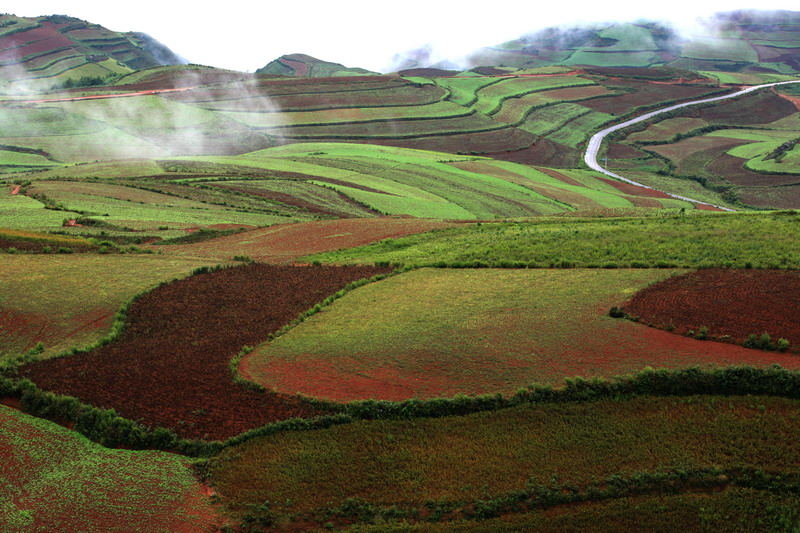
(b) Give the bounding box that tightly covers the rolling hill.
[0,13,185,91]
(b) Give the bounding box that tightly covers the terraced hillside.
[471,10,800,75]
[0,14,184,90]
[603,83,800,208]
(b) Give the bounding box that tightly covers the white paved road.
[583,80,800,211]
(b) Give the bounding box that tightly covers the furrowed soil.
[623,268,800,348]
[155,218,455,263]
[21,263,389,439]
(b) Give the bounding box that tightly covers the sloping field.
[176,144,571,219]
[624,269,800,348]
[305,212,800,269]
[0,405,218,532]
[26,180,307,230]
[211,394,800,523]
[21,264,389,439]
[0,194,76,231]
[471,76,596,115]
[154,218,455,263]
[240,269,800,402]
[0,227,93,252]
[581,80,731,115]
[0,255,216,360]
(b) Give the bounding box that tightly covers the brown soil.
[21,264,390,440]
[623,269,800,348]
[156,218,454,264]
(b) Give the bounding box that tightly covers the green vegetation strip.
[304,211,800,269]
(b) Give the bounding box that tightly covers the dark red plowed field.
[623,269,800,348]
[21,264,389,440]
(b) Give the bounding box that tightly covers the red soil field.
[157,217,455,264]
[707,153,800,187]
[280,57,310,76]
[486,138,580,167]
[696,91,797,125]
[374,127,537,155]
[0,22,66,49]
[534,167,586,187]
[692,203,724,211]
[21,264,389,440]
[0,33,74,62]
[624,269,800,348]
[777,93,800,111]
[582,81,731,115]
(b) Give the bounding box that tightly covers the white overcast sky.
[4,1,800,72]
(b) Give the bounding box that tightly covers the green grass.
[0,194,78,230]
[680,38,758,62]
[586,24,659,52]
[211,395,800,521]
[304,211,800,268]
[0,405,216,532]
[0,254,218,360]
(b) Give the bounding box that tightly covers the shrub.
[609,306,625,318]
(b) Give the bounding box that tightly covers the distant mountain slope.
[468,10,800,74]
[0,14,186,89]
[257,53,377,77]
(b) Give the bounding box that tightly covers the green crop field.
[0,254,218,360]
[241,268,799,401]
[0,406,217,531]
[472,77,596,115]
[305,211,800,268]
[211,394,800,526]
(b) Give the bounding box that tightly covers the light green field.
[680,38,759,62]
[472,77,596,115]
[585,24,659,51]
[564,51,659,67]
[25,180,306,230]
[0,254,219,360]
[0,194,77,230]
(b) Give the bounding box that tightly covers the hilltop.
[257,53,377,77]
[0,13,185,91]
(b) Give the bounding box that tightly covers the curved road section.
[584,80,800,211]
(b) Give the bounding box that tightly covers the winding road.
[584,80,800,211]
